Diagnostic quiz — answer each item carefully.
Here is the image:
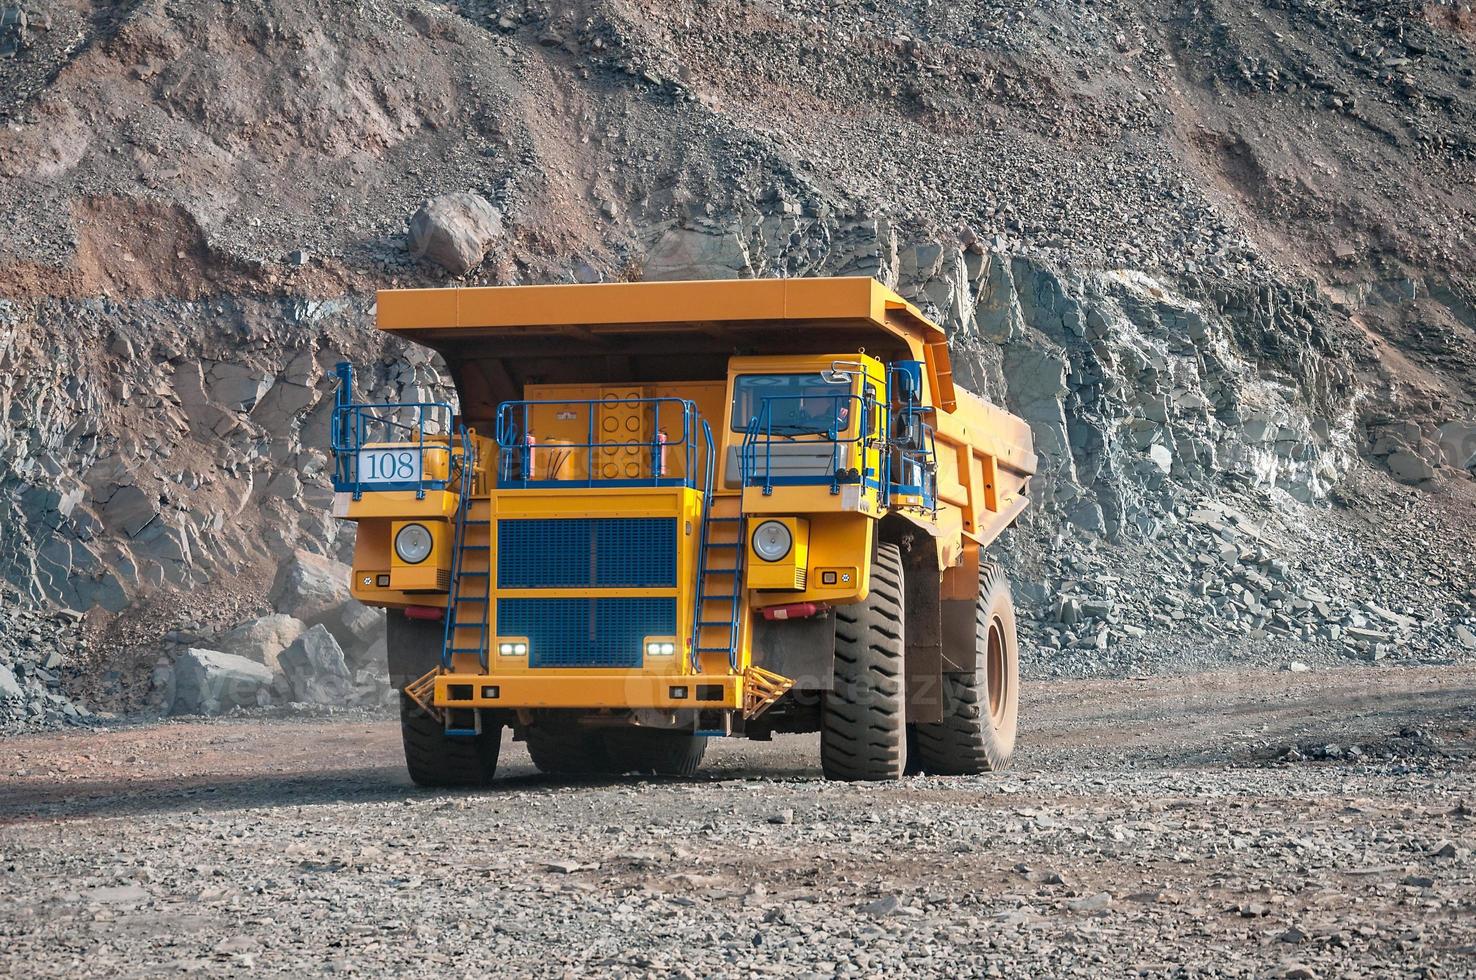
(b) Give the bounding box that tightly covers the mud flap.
[751,610,835,691]
[387,612,445,690]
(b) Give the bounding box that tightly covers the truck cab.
[330,277,1036,783]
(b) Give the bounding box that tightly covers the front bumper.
[432,672,744,710]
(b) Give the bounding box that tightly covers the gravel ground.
[2,665,1474,978]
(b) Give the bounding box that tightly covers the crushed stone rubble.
[0,583,100,733]
[1,670,1474,978]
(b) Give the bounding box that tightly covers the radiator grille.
[496,596,677,668]
[497,518,677,589]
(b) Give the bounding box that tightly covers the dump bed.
[377,277,957,412]
[376,276,1037,550]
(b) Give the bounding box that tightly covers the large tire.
[400,694,501,787]
[603,729,708,776]
[821,542,907,781]
[913,561,1020,775]
[525,714,617,775]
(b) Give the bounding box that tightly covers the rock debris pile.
[0,584,99,733]
[148,552,392,720]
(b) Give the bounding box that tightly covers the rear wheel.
[913,561,1019,775]
[525,714,617,775]
[821,542,907,781]
[400,694,501,787]
[603,729,708,776]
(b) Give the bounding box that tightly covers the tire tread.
[821,543,907,781]
[913,561,1019,776]
[400,694,500,787]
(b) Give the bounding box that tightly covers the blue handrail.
[738,392,873,496]
[441,427,487,672]
[889,416,939,511]
[887,363,938,511]
[493,397,705,489]
[330,363,456,501]
[691,420,716,672]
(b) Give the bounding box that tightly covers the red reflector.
[404,605,444,621]
[761,602,828,621]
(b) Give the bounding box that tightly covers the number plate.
[357,448,422,485]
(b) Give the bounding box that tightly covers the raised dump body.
[331,277,1037,783]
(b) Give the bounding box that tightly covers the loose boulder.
[212,614,307,671]
[1436,422,1476,471]
[339,602,387,669]
[269,550,352,626]
[340,600,384,645]
[1386,449,1436,485]
[278,625,352,704]
[407,192,503,276]
[0,664,23,700]
[171,649,274,716]
[644,227,752,281]
[101,484,161,538]
[352,633,389,676]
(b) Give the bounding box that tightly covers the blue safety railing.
[888,362,939,511]
[441,436,490,677]
[493,397,704,489]
[738,392,876,497]
[889,419,939,510]
[330,362,458,501]
[690,419,742,673]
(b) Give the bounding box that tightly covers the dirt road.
[2,666,1474,978]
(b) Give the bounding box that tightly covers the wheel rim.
[986,615,1007,722]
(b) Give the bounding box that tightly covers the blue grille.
[496,597,676,668]
[497,518,677,589]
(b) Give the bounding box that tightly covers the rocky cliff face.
[1,0,1473,720]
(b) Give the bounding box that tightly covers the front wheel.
[821,542,907,781]
[400,695,502,787]
[913,561,1019,775]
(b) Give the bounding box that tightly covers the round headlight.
[751,520,793,562]
[394,523,434,564]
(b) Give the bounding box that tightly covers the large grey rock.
[1436,422,1476,470]
[1242,415,1280,445]
[0,663,23,700]
[170,649,273,716]
[1146,444,1173,474]
[101,485,160,538]
[407,192,503,276]
[972,253,1026,343]
[338,602,387,668]
[352,634,389,675]
[644,227,752,281]
[269,550,352,626]
[1373,421,1422,455]
[278,625,352,704]
[213,614,307,671]
[1386,449,1435,485]
[207,363,275,411]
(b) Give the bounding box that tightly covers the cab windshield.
[731,373,852,435]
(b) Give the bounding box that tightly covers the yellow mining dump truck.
[330,277,1036,783]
